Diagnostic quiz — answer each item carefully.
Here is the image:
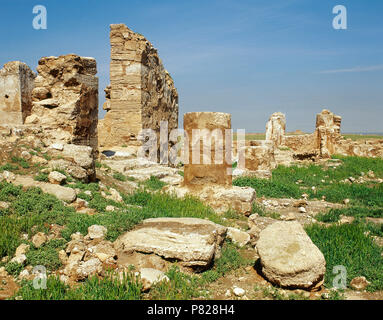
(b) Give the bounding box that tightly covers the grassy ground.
[234,155,383,205]
[234,155,383,293]
[306,223,383,291]
[1,153,383,299]
[342,134,383,141]
[0,181,225,260]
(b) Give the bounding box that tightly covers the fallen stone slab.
[114,217,227,270]
[256,221,326,290]
[13,175,76,203]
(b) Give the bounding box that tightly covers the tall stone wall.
[98,24,179,151]
[0,61,35,125]
[25,54,99,150]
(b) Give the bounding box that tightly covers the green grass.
[305,223,383,291]
[113,172,127,182]
[316,206,383,223]
[342,134,383,141]
[234,156,383,205]
[150,266,207,300]
[251,202,280,219]
[11,156,30,169]
[26,239,67,271]
[141,176,166,191]
[67,181,100,192]
[14,272,142,300]
[201,241,253,283]
[34,172,49,182]
[0,163,19,172]
[0,181,225,259]
[4,261,24,277]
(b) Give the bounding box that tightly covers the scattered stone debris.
[350,276,370,291]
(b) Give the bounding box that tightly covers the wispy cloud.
[319,65,383,74]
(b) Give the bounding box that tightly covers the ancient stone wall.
[336,139,383,158]
[98,24,178,151]
[242,140,276,172]
[284,133,317,156]
[0,62,35,125]
[314,109,342,158]
[25,54,99,150]
[265,112,286,147]
[183,112,232,187]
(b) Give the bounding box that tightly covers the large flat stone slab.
[114,217,227,269]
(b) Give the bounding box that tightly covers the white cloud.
[319,65,383,74]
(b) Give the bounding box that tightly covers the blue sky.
[1,0,382,133]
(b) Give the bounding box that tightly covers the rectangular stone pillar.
[183,112,232,187]
[315,109,342,158]
[0,61,35,125]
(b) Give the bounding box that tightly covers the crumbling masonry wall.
[257,109,383,166]
[0,62,35,125]
[26,54,99,150]
[98,24,179,151]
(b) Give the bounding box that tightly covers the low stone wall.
[284,133,317,157]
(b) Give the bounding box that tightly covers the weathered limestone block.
[265,112,286,147]
[242,141,276,172]
[26,54,98,151]
[183,112,232,187]
[315,109,342,158]
[165,184,256,215]
[114,218,227,270]
[0,61,35,125]
[10,175,77,203]
[257,221,326,290]
[98,24,178,151]
[284,133,317,158]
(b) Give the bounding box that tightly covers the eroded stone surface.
[98,24,178,152]
[257,221,326,290]
[183,112,232,187]
[0,61,35,125]
[27,54,98,151]
[114,217,227,270]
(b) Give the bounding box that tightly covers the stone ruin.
[1,22,382,205]
[265,112,285,147]
[183,112,232,187]
[98,24,179,153]
[26,54,99,150]
[165,112,256,215]
[0,54,99,182]
[0,62,35,125]
[238,109,383,178]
